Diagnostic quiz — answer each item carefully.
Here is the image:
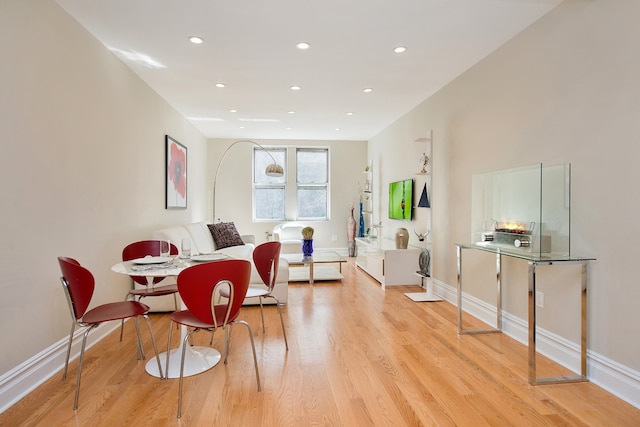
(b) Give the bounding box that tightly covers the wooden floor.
[2,259,639,426]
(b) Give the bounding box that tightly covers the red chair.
[222,241,288,350]
[58,257,163,410]
[120,240,179,339]
[166,259,261,418]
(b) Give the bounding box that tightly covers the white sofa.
[141,222,289,312]
[273,223,306,253]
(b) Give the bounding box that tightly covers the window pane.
[255,148,286,184]
[298,186,327,219]
[255,187,285,220]
[297,149,327,184]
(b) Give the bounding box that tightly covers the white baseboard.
[432,279,640,409]
[0,321,119,414]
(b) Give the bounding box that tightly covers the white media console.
[355,237,421,288]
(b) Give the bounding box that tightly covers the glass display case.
[471,163,571,257]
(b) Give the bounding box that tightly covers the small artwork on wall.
[165,135,187,209]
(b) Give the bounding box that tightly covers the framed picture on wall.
[165,135,187,209]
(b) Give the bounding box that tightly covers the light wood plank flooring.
[2,259,639,426]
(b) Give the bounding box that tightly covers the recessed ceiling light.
[363,88,373,93]
[215,83,226,88]
[286,127,292,130]
[288,111,296,114]
[189,36,204,44]
[229,109,237,113]
[239,126,245,129]
[296,42,311,50]
[393,46,407,53]
[290,85,301,91]
[335,128,341,131]
[346,112,354,116]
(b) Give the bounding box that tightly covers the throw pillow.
[208,222,245,250]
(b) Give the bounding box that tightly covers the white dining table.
[111,257,225,379]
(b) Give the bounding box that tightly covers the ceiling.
[55,0,562,141]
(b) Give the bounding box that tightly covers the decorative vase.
[302,239,314,257]
[395,228,409,249]
[358,202,365,238]
[347,206,356,257]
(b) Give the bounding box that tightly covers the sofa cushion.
[215,243,253,261]
[185,222,215,254]
[208,222,245,250]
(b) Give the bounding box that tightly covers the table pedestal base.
[146,345,221,379]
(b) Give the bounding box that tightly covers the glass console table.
[455,243,595,386]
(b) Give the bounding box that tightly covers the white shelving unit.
[404,130,440,302]
[360,162,373,237]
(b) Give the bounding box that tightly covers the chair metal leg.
[63,323,76,380]
[133,317,145,360]
[267,295,289,351]
[73,324,97,410]
[234,320,261,391]
[166,319,175,378]
[223,324,232,364]
[120,291,135,342]
[177,330,194,419]
[143,314,164,379]
[259,298,265,333]
[223,327,230,362]
[275,302,289,351]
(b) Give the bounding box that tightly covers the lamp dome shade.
[265,163,284,177]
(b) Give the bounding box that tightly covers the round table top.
[111,259,186,277]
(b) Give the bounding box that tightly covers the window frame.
[252,146,330,222]
[296,147,329,221]
[253,147,286,221]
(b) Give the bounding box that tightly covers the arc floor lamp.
[212,140,284,222]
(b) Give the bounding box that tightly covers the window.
[253,146,329,221]
[296,148,328,220]
[254,148,286,221]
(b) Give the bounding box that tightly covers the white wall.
[369,0,640,403]
[208,138,367,250]
[0,0,207,378]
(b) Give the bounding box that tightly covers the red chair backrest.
[252,241,281,291]
[177,259,251,326]
[58,257,94,320]
[122,240,178,285]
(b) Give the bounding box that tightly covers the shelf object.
[416,183,430,208]
[414,130,433,175]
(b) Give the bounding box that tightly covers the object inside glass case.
[471,163,571,257]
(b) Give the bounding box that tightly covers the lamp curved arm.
[212,140,283,222]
